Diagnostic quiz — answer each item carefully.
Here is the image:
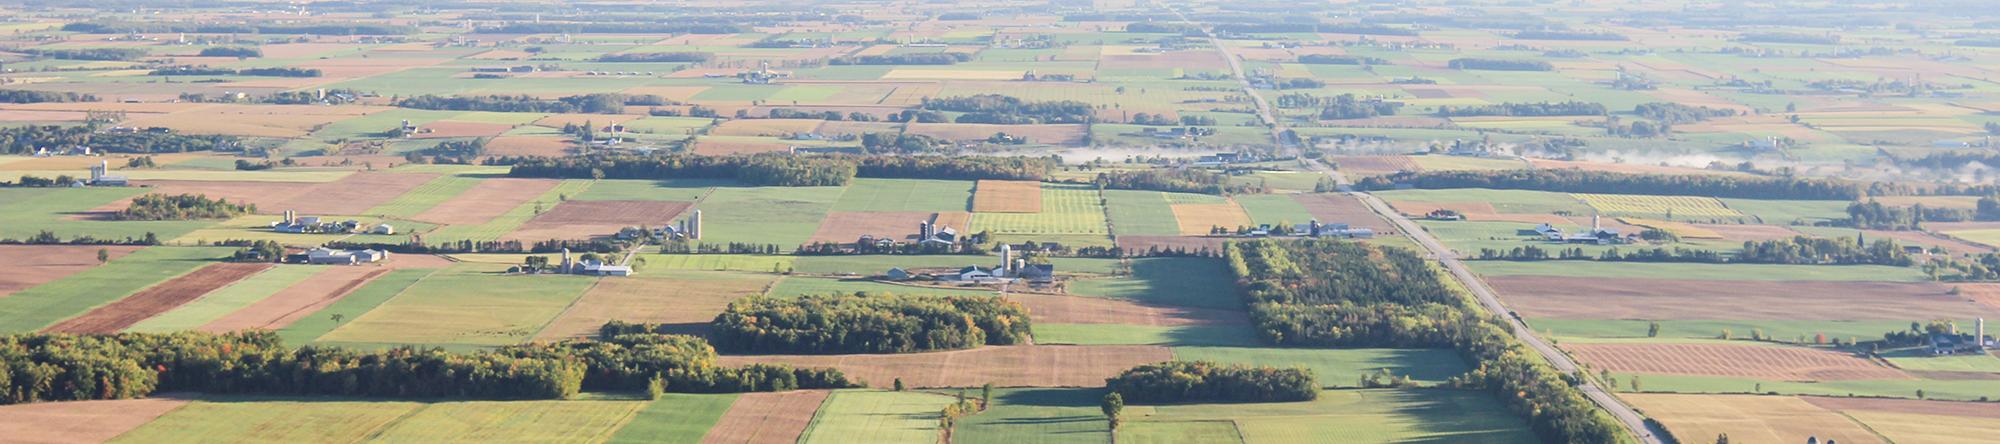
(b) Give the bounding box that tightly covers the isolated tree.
[330,313,346,324]
[1101,392,1124,434]
[981,382,993,409]
[1715,433,1729,444]
[96,248,108,264]
[893,378,905,391]
[1630,375,1642,392]
[1647,322,1660,338]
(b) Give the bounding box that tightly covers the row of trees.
[198,47,262,58]
[830,53,973,65]
[1357,169,1865,200]
[507,153,1053,185]
[1844,200,1986,230]
[117,194,253,221]
[1225,239,1627,443]
[395,93,653,114]
[0,124,240,155]
[1476,236,1913,266]
[708,293,1032,354]
[25,48,149,61]
[1446,58,1553,71]
[151,66,322,77]
[1632,102,1738,124]
[1104,361,1318,403]
[921,95,1096,124]
[0,90,96,104]
[596,52,714,63]
[1091,168,1255,195]
[0,327,854,405]
[1435,101,1605,117]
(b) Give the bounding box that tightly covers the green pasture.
[800,390,954,444]
[1716,198,1851,224]
[315,267,596,346]
[0,246,231,333]
[1235,194,1317,227]
[277,268,435,346]
[1172,347,1473,388]
[603,394,739,444]
[1103,190,1181,236]
[1122,389,1535,444]
[1879,348,2000,373]
[574,179,727,201]
[0,188,215,240]
[696,185,846,250]
[954,388,1111,444]
[831,178,974,212]
[648,254,796,273]
[125,265,322,333]
[1067,258,1240,309]
[970,184,1110,236]
[1372,188,1591,215]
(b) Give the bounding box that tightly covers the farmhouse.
[295,247,388,265]
[1427,209,1465,221]
[554,248,632,276]
[1292,220,1376,239]
[1929,318,1992,355]
[271,210,364,234]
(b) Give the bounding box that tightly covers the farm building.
[554,248,631,276]
[1929,318,1992,355]
[86,160,127,187]
[271,210,364,234]
[295,247,388,265]
[1292,220,1376,239]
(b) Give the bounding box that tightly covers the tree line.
[1091,168,1256,195]
[0,90,97,104]
[830,53,973,66]
[1632,102,1737,124]
[0,124,242,155]
[150,66,322,77]
[1475,236,1914,266]
[1446,58,1553,71]
[0,328,855,405]
[507,153,1054,185]
[197,47,262,58]
[1435,101,1605,117]
[25,48,149,61]
[1356,169,1865,200]
[1225,239,1626,443]
[117,194,253,221]
[395,93,659,115]
[1105,361,1318,403]
[709,293,1032,354]
[921,94,1096,124]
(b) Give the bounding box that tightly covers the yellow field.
[1573,193,1742,219]
[1616,218,1723,239]
[1623,394,1884,444]
[1171,202,1252,235]
[1844,410,2000,443]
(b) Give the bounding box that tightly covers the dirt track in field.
[0,245,140,298]
[45,263,271,334]
[717,345,1171,388]
[412,178,560,225]
[0,396,191,444]
[198,266,388,332]
[1567,343,1909,381]
[701,390,829,444]
[1114,235,1228,256]
[971,180,1042,213]
[1487,276,1989,320]
[1009,293,1246,326]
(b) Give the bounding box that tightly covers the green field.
[1717,198,1852,224]
[1068,258,1240,309]
[1879,348,2000,373]
[0,188,216,240]
[0,246,231,333]
[1033,323,1261,347]
[110,397,426,443]
[364,175,481,218]
[277,268,435,345]
[696,185,846,250]
[971,184,1110,235]
[368,400,644,443]
[1122,389,1535,443]
[1234,194,1317,227]
[768,276,995,298]
[648,254,797,272]
[831,178,974,212]
[603,394,739,444]
[574,179,726,201]
[800,390,954,444]
[316,267,596,346]
[954,388,1111,444]
[1172,347,1472,387]
[1467,260,1930,282]
[125,265,322,333]
[1102,190,1181,236]
[1374,188,1591,215]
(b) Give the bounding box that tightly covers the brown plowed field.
[1567,343,1909,381]
[199,266,387,332]
[972,180,1041,213]
[276,172,441,216]
[45,263,271,334]
[0,245,140,298]
[1804,396,2000,419]
[1295,193,1396,232]
[483,136,571,157]
[807,211,932,244]
[1009,294,1246,326]
[717,345,1171,388]
[1171,203,1252,235]
[1959,284,2000,313]
[505,200,692,242]
[1114,236,1228,256]
[701,390,829,444]
[930,212,972,231]
[0,397,191,444]
[412,178,561,225]
[533,273,771,340]
[1487,276,1989,320]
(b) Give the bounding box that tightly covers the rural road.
[1163,3,1662,442]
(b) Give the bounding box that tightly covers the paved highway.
[1163,3,1661,442]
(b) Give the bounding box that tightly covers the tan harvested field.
[412,178,561,225]
[199,267,388,332]
[1568,343,1909,381]
[260,42,360,58]
[930,211,972,232]
[1170,202,1252,235]
[534,273,772,340]
[0,153,201,171]
[701,390,829,444]
[274,172,441,216]
[1804,396,2000,419]
[0,101,209,114]
[971,180,1042,213]
[410,121,515,139]
[0,397,191,444]
[1009,293,1246,326]
[718,345,1172,388]
[44,262,272,334]
[807,211,933,244]
[1955,284,2000,313]
[1623,394,1884,444]
[0,245,140,297]
[905,123,1086,145]
[693,138,792,155]
[1696,223,1802,241]
[811,120,904,137]
[1295,193,1396,232]
[505,200,692,242]
[1617,218,1723,239]
[1100,51,1228,70]
[1868,229,1994,255]
[532,113,642,128]
[124,105,386,138]
[0,109,87,122]
[1489,276,1986,320]
[1114,235,1229,256]
[483,136,572,157]
[1840,410,2000,444]
[709,119,823,137]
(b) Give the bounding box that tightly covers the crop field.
[0,245,139,297]
[369,400,643,443]
[603,394,738,444]
[571,179,725,201]
[799,390,953,444]
[363,175,482,218]
[696,185,847,250]
[1567,342,1910,381]
[1032,323,1261,347]
[1233,194,1316,227]
[108,398,427,443]
[1171,347,1471,387]
[1373,188,1593,216]
[0,397,191,444]
[534,271,772,340]
[506,199,692,242]
[315,268,596,346]
[954,388,1110,444]
[1102,190,1182,236]
[1485,276,1988,320]
[970,185,1109,236]
[970,180,1044,213]
[422,179,589,242]
[806,211,937,245]
[1124,389,1535,444]
[0,188,215,240]
[703,390,830,444]
[1067,258,1239,310]
[1170,201,1252,235]
[832,178,974,212]
[1467,260,1931,282]
[1622,394,1884,444]
[1006,293,1247,326]
[275,268,432,345]
[770,277,999,298]
[1572,193,1743,220]
[124,265,323,333]
[0,247,230,333]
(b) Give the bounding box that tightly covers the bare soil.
[45,262,271,334]
[0,245,140,298]
[1295,193,1397,232]
[1487,276,1992,320]
[971,180,1041,213]
[1008,293,1246,326]
[701,390,830,444]
[275,172,442,216]
[807,211,935,244]
[1567,343,1910,381]
[0,396,191,444]
[199,266,387,332]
